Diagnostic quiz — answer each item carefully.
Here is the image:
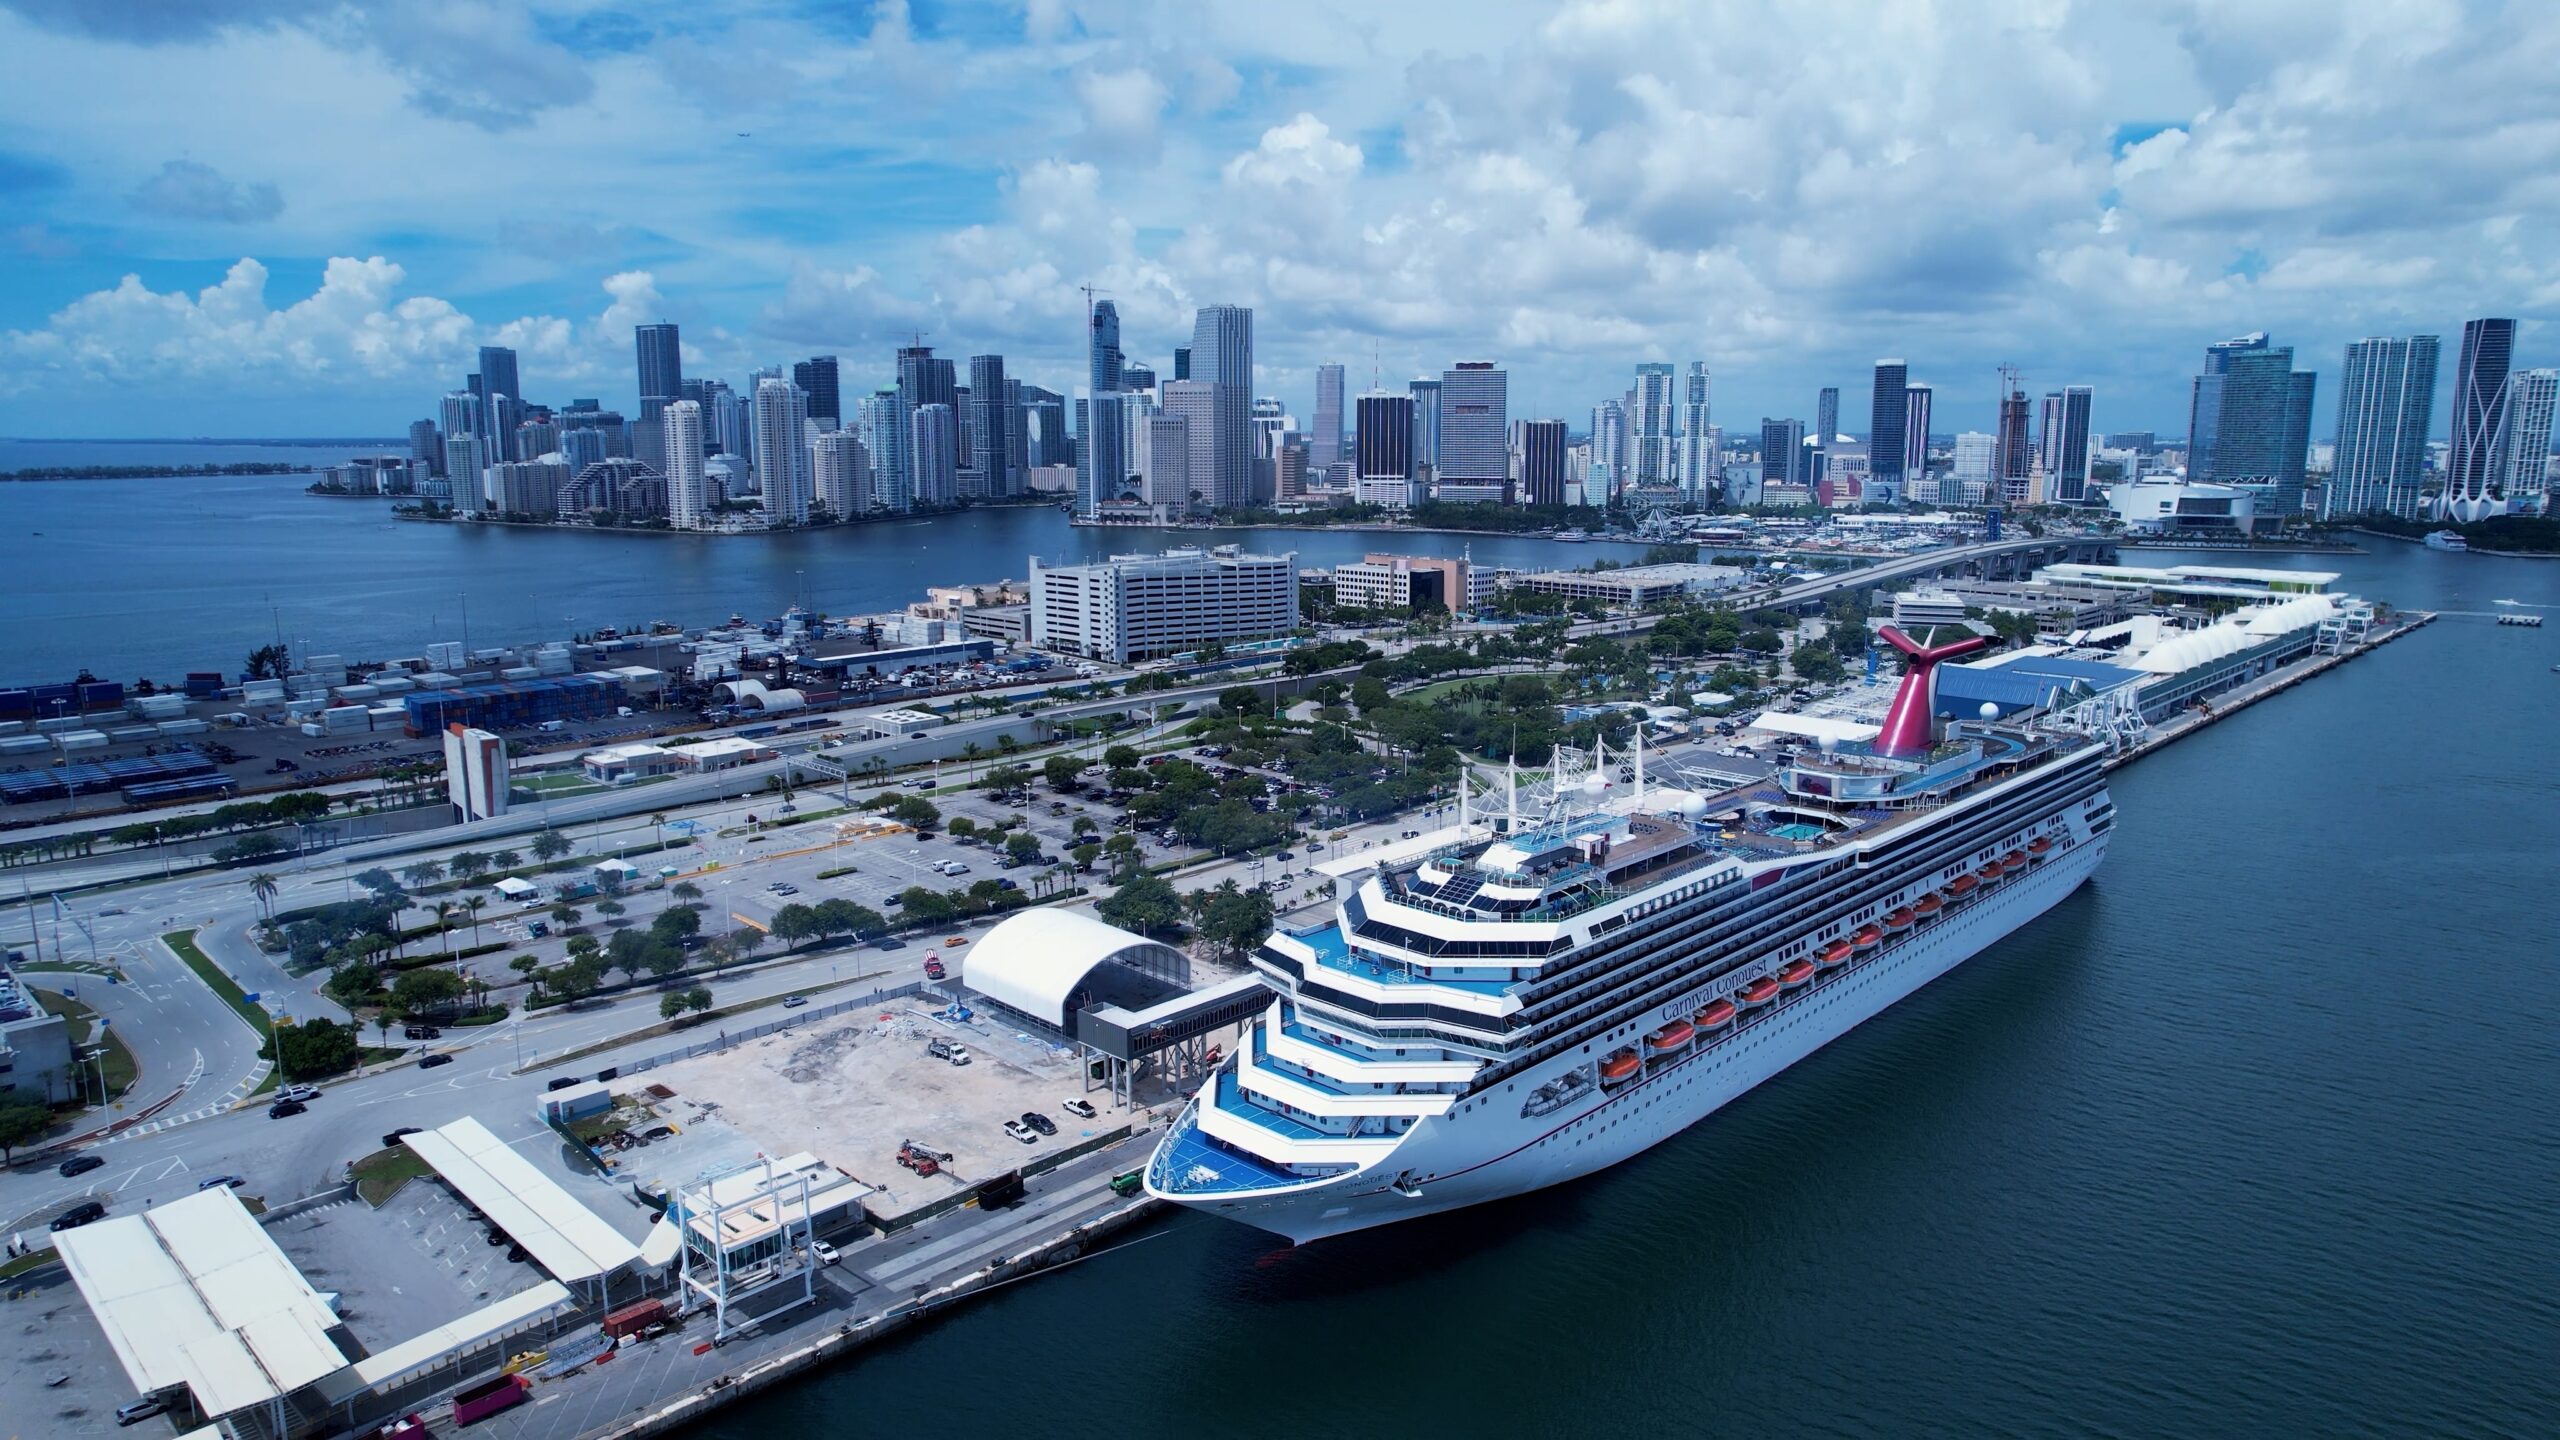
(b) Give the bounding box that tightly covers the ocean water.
[690,540,2560,1438]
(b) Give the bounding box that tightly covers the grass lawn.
[163,929,272,1041]
[349,1145,436,1207]
[30,987,139,1102]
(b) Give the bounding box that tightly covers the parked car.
[50,1200,108,1232]
[267,1099,307,1119]
[1061,1098,1099,1120]
[545,1076,580,1091]
[115,1397,169,1427]
[418,1053,454,1069]
[383,1126,423,1148]
[1001,1119,1038,1144]
[1020,1111,1057,1137]
[782,995,808,1008]
[58,1153,104,1178]
[196,1175,247,1191]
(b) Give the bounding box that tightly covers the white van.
[537,719,568,733]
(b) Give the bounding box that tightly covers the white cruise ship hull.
[1173,834,2106,1245]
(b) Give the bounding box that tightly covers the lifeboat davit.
[1778,959,1816,988]
[1852,925,1885,950]
[1599,1050,1642,1085]
[2028,836,2054,861]
[1885,907,1916,932]
[1913,893,1945,917]
[2002,850,2028,872]
[1646,1021,1695,1056]
[1947,874,1978,898]
[1738,977,1781,1007]
[1975,865,2003,886]
[1818,939,1856,967]
[1694,999,1738,1030]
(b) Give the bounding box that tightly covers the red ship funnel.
[1873,625,1990,757]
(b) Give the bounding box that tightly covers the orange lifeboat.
[1913,893,1944,918]
[1975,865,2003,886]
[1818,939,1856,967]
[1885,907,1916,932]
[1694,999,1738,1030]
[2028,836,2054,861]
[1779,959,1816,987]
[2002,850,2028,872]
[1646,1020,1695,1056]
[1738,977,1781,1007]
[1852,924,1885,950]
[1599,1050,1642,1085]
[1947,874,1978,898]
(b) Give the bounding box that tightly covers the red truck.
[451,1374,528,1427]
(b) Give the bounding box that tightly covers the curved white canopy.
[962,908,1188,1026]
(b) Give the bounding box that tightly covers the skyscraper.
[1135,411,1192,517]
[894,344,955,508]
[663,400,707,527]
[2327,336,2439,518]
[792,356,841,427]
[1172,345,1191,382]
[1078,300,1124,516]
[1995,386,2032,503]
[2445,317,2517,520]
[478,346,521,429]
[1438,362,1508,488]
[2188,333,2316,517]
[1160,381,1219,512]
[910,403,958,507]
[967,355,1010,499]
[2501,368,2555,509]
[1190,305,1254,510]
[1518,419,1568,507]
[1898,383,1933,504]
[2037,393,2066,477]
[811,429,868,518]
[857,392,909,512]
[1361,392,1423,504]
[1816,385,1840,443]
[1591,400,1628,501]
[1408,377,1442,473]
[635,323,682,421]
[1868,360,1908,491]
[1678,362,1714,501]
[2050,386,2094,503]
[1633,363,1677,486]
[1313,363,1346,468]
[1019,384,1067,469]
[752,377,811,523]
[1002,377,1028,497]
[1760,418,1805,488]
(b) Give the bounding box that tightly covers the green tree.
[530,830,572,862]
[390,967,466,1017]
[948,815,979,841]
[1006,831,1042,864]
[247,871,281,919]
[1043,754,1085,791]
[1071,815,1100,839]
[509,953,541,990]
[403,861,445,888]
[889,795,941,830]
[682,985,714,1018]
[1738,627,1784,655]
[0,1095,54,1162]
[551,903,583,929]
[273,1018,361,1080]
[1788,644,1846,684]
[894,886,957,923]
[448,849,491,880]
[595,897,627,924]
[812,898,883,940]
[650,905,702,944]
[1096,873,1183,936]
[1102,744,1140,769]
[660,990,693,1022]
[670,880,703,906]
[771,903,819,949]
[1070,841,1101,872]
[491,849,523,872]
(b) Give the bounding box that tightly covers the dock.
[2106,610,2434,770]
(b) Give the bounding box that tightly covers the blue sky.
[0,0,2555,440]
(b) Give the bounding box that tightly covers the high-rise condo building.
[1897,383,1933,504]
[893,345,955,507]
[1438,361,1508,488]
[1020,384,1068,469]
[1190,305,1254,510]
[1408,377,1442,472]
[1172,345,1191,382]
[911,403,958,507]
[1816,385,1840,444]
[810,428,868,518]
[1868,360,1908,490]
[792,356,841,427]
[2326,335,2439,519]
[1996,386,2033,504]
[408,419,441,475]
[1678,362,1714,500]
[662,400,706,526]
[636,323,682,421]
[2048,386,2094,503]
[478,345,522,440]
[1313,363,1346,468]
[1354,392,1417,508]
[1160,381,1220,513]
[1633,363,1677,485]
[1079,300,1124,515]
[752,377,812,523]
[2187,332,2316,517]
[2445,316,2516,520]
[1760,418,1805,488]
[2502,368,2555,509]
[968,354,1011,498]
[1591,400,1628,501]
[857,392,909,512]
[1135,411,1193,520]
[1519,418,1568,507]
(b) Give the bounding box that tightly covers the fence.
[584,980,932,1078]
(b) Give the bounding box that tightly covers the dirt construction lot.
[652,1001,1113,1220]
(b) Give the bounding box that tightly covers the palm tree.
[465,895,486,947]
[433,900,457,957]
[962,741,983,781]
[248,871,280,920]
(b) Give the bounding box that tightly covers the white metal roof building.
[401,1117,641,1298]
[962,908,1191,1028]
[52,1188,348,1427]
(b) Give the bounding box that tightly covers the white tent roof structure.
[311,1282,573,1404]
[962,908,1189,1027]
[53,1188,347,1418]
[1749,712,1883,744]
[401,1117,640,1285]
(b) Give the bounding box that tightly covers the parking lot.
[651,997,1107,1222]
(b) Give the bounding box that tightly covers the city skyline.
[0,2,2556,438]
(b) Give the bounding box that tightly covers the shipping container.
[156,718,210,735]
[184,671,226,697]
[451,1373,528,1426]
[601,1297,667,1339]
[78,681,126,709]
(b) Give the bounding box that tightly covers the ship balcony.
[1237,1039,1457,1119]
[1279,923,1522,1015]
[1148,1101,1366,1198]
[1194,1070,1411,1166]
[1267,1014,1483,1086]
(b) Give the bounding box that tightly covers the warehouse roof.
[52,1188,347,1418]
[401,1118,640,1285]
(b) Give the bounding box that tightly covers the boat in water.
[1147,627,2114,1243]
[2424,530,2469,551]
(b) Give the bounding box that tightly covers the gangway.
[1075,975,1269,1108]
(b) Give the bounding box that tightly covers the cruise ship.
[1146,628,2114,1243]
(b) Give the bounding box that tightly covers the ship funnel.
[1873,625,1990,757]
